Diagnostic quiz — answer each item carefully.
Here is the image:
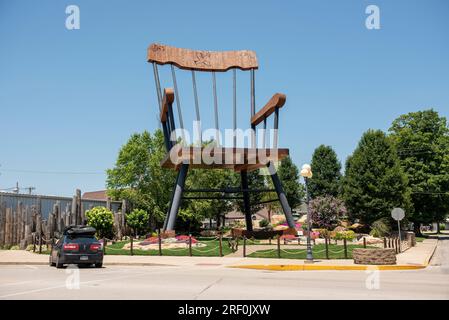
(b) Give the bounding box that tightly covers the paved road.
[430,236,449,270]
[1,262,448,299]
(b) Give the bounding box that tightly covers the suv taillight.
[90,244,101,251]
[63,243,79,251]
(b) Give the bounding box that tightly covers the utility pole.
[26,187,36,194]
[13,182,19,194]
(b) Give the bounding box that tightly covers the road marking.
[0,272,151,299]
[194,277,223,300]
[24,265,38,269]
[0,266,192,299]
[0,280,42,288]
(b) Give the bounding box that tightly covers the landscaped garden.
[105,237,233,257]
[247,244,376,260]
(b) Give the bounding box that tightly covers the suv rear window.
[65,235,97,243]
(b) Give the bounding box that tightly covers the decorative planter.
[353,248,396,265]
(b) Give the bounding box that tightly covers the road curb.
[423,240,438,266]
[0,261,175,267]
[0,262,48,266]
[227,264,427,271]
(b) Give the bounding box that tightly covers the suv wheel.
[95,263,103,268]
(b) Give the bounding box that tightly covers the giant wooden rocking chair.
[147,43,296,232]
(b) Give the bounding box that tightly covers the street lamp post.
[301,164,313,263]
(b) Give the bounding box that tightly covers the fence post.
[277,235,281,259]
[38,233,42,254]
[343,238,348,259]
[130,235,134,256]
[363,237,367,249]
[219,233,223,257]
[398,237,401,253]
[325,237,329,259]
[243,236,246,257]
[383,237,387,248]
[189,234,192,257]
[158,229,162,256]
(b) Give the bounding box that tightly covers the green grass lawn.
[415,236,426,242]
[247,244,376,259]
[105,239,233,257]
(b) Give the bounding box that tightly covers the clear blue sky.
[1,0,448,196]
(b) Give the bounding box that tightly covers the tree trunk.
[216,212,221,230]
[436,221,441,234]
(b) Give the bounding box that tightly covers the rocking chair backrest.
[148,43,258,72]
[147,43,260,151]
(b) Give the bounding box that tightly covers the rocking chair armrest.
[250,93,286,126]
[160,88,175,122]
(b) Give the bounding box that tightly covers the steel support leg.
[240,170,253,232]
[268,162,295,228]
[165,164,189,231]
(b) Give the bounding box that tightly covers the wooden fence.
[0,190,126,249]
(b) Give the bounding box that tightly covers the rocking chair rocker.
[147,43,296,232]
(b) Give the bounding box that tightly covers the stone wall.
[406,232,416,247]
[353,248,396,265]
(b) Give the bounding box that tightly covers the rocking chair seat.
[161,146,289,172]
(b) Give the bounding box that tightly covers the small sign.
[391,208,405,221]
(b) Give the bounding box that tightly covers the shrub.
[310,231,320,239]
[126,209,150,236]
[334,230,355,241]
[280,234,297,240]
[176,235,197,244]
[259,219,270,228]
[439,223,446,231]
[314,228,330,238]
[85,206,115,239]
[231,220,245,229]
[369,218,391,237]
[200,230,218,237]
[309,196,347,229]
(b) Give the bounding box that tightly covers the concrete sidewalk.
[0,239,438,271]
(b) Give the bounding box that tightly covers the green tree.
[389,109,449,235]
[342,130,411,226]
[126,209,150,237]
[106,130,176,229]
[181,168,237,231]
[85,206,114,238]
[308,145,342,198]
[235,170,265,217]
[309,195,347,229]
[277,156,304,209]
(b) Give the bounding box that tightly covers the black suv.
[49,225,104,268]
